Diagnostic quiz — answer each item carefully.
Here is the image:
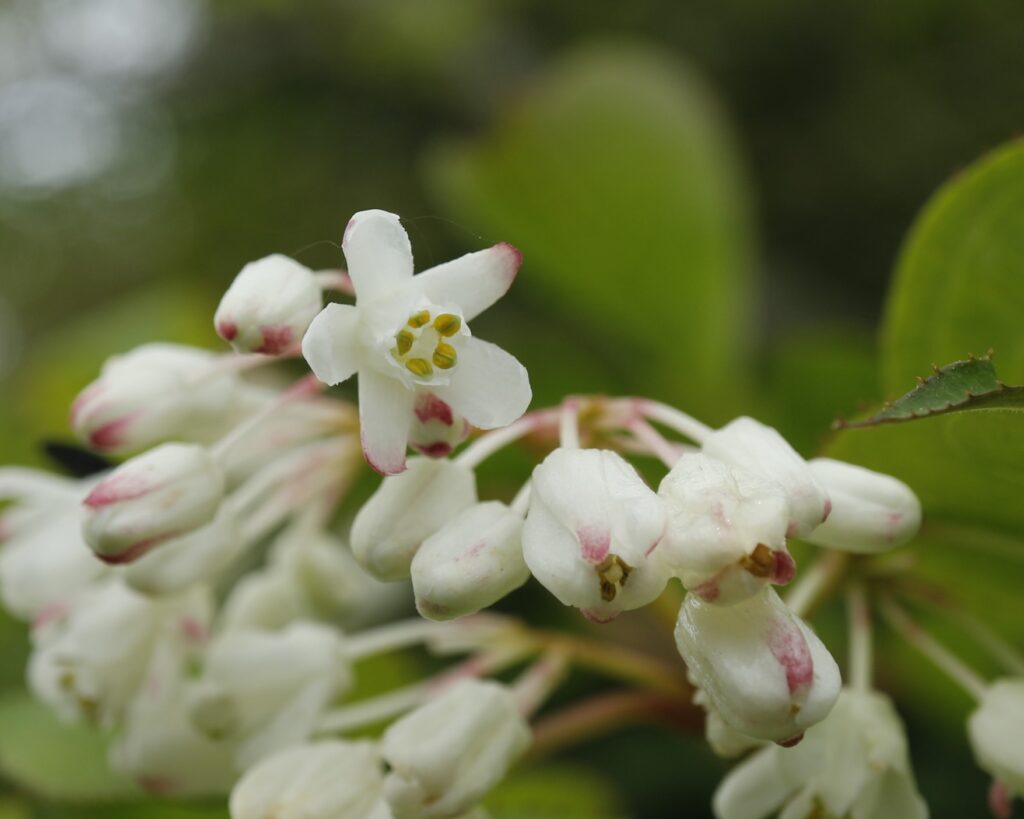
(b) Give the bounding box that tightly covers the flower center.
[391,310,462,379]
[595,554,633,602]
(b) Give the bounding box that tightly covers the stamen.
[433,342,457,370]
[407,310,431,328]
[406,358,434,377]
[595,554,633,602]
[395,329,414,355]
[740,543,774,578]
[433,314,461,336]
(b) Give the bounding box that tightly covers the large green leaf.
[426,42,755,420]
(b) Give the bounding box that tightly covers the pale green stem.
[454,409,558,469]
[634,399,713,444]
[314,269,354,294]
[513,649,572,717]
[847,582,873,692]
[627,417,682,468]
[344,619,448,662]
[559,398,581,449]
[785,551,848,618]
[511,481,532,516]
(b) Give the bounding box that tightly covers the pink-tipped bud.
[83,444,224,564]
[214,254,322,355]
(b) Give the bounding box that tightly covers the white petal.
[302,303,363,386]
[342,210,413,302]
[712,746,796,819]
[412,243,522,322]
[359,369,415,475]
[434,337,531,430]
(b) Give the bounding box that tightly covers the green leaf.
[485,764,626,819]
[836,354,1024,428]
[426,42,755,419]
[0,692,139,802]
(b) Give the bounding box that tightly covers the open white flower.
[968,678,1024,810]
[713,688,927,819]
[522,448,668,622]
[302,209,530,474]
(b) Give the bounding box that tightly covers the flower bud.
[70,343,236,454]
[658,454,794,605]
[381,678,531,819]
[83,443,225,565]
[229,741,389,819]
[691,683,762,758]
[522,448,668,623]
[968,679,1024,800]
[408,392,471,458]
[215,254,323,355]
[702,417,830,537]
[351,458,477,581]
[675,587,840,744]
[804,458,922,553]
[411,501,529,621]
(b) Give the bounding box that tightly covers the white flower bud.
[522,448,668,623]
[675,588,840,744]
[82,443,225,565]
[229,741,390,819]
[658,454,794,606]
[352,458,477,581]
[408,392,471,458]
[381,679,531,819]
[691,684,763,758]
[702,417,830,537]
[804,458,922,553]
[968,679,1024,799]
[186,622,352,770]
[412,501,529,621]
[215,254,323,355]
[70,343,236,454]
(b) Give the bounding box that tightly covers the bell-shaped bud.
[675,587,840,744]
[70,343,237,454]
[83,443,225,565]
[230,740,390,819]
[713,688,927,819]
[691,683,763,759]
[185,622,352,770]
[804,458,922,553]
[522,448,669,623]
[408,392,471,458]
[351,458,477,581]
[658,454,794,606]
[412,501,529,620]
[702,417,830,537]
[381,678,531,819]
[968,679,1024,802]
[215,254,323,355]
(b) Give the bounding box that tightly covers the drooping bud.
[70,343,237,454]
[351,458,477,581]
[968,679,1024,803]
[803,458,922,553]
[82,443,225,565]
[214,254,323,355]
[408,391,471,458]
[658,454,794,605]
[691,683,763,758]
[229,741,389,819]
[411,501,529,620]
[674,587,840,744]
[522,448,668,623]
[702,417,830,537]
[381,678,531,819]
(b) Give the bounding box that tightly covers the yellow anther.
[739,543,774,578]
[406,358,434,377]
[433,313,462,337]
[407,310,431,328]
[595,554,633,602]
[395,329,415,356]
[432,342,457,370]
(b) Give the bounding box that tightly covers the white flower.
[675,587,840,744]
[658,454,795,605]
[804,458,922,553]
[692,683,763,759]
[0,468,106,621]
[411,501,529,621]
[70,343,238,454]
[215,254,323,355]
[713,689,927,819]
[82,443,225,564]
[381,678,531,819]
[522,448,668,623]
[352,457,477,581]
[229,740,391,819]
[185,622,352,770]
[301,209,530,475]
[968,678,1024,803]
[408,391,471,458]
[702,417,830,537]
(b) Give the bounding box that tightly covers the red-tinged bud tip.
[414,393,454,426]
[253,325,294,355]
[414,442,454,458]
[93,533,176,565]
[88,416,137,451]
[217,320,238,341]
[776,734,804,748]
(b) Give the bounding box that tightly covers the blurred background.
[1,0,1023,817]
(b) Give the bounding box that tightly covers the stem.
[454,410,558,469]
[314,270,355,295]
[785,551,848,619]
[627,418,682,468]
[510,482,532,516]
[634,400,713,444]
[847,582,873,692]
[210,375,323,460]
[559,399,580,449]
[513,649,571,717]
[878,597,987,700]
[344,619,446,662]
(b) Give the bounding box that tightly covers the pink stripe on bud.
[254,325,294,355]
[767,622,814,697]
[94,532,178,564]
[84,473,150,508]
[577,524,611,564]
[88,415,138,451]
